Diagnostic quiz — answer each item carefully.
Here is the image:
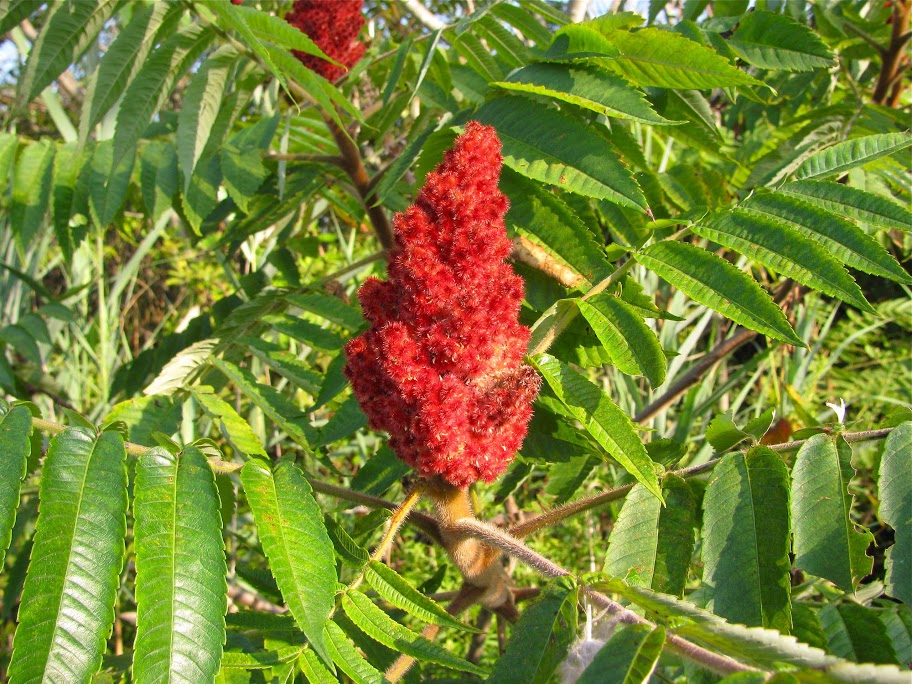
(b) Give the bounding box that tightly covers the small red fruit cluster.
[344,122,541,488]
[285,0,366,82]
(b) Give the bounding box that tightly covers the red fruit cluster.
[344,122,541,488]
[285,0,366,82]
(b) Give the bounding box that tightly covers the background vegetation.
[0,0,910,682]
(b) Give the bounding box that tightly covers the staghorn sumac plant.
[0,1,910,683]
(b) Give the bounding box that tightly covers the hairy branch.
[449,518,757,676]
[510,426,896,538]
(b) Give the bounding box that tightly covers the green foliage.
[133,446,227,684]
[0,0,909,681]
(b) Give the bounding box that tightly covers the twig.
[873,0,911,105]
[448,518,757,676]
[321,113,396,250]
[348,486,424,594]
[509,426,896,538]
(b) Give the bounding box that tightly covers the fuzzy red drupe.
[344,122,541,487]
[285,0,366,82]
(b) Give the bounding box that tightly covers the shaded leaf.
[79,2,179,141]
[502,170,613,288]
[791,434,873,592]
[18,0,118,105]
[177,50,232,191]
[10,139,55,254]
[702,447,792,633]
[880,422,912,604]
[577,624,665,684]
[487,576,578,684]
[821,603,897,665]
[113,23,215,170]
[476,96,647,210]
[604,474,695,596]
[0,404,32,567]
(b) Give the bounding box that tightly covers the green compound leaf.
[728,10,835,71]
[79,3,178,143]
[0,404,32,568]
[880,422,912,604]
[341,591,488,676]
[241,459,336,668]
[113,23,215,171]
[494,62,677,125]
[577,295,666,386]
[605,27,762,89]
[530,354,662,502]
[741,192,911,284]
[364,561,478,632]
[577,624,665,684]
[636,241,802,346]
[502,170,614,288]
[191,386,266,458]
[213,358,313,449]
[133,446,228,684]
[487,576,578,684]
[8,428,128,684]
[598,578,910,681]
[176,50,232,192]
[693,209,873,313]
[778,180,912,232]
[794,132,912,181]
[791,434,873,592]
[18,0,118,105]
[324,621,385,684]
[476,96,647,211]
[604,474,695,597]
[701,447,792,633]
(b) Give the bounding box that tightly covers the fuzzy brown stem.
[510,426,895,538]
[322,114,396,250]
[425,479,516,611]
[873,0,911,105]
